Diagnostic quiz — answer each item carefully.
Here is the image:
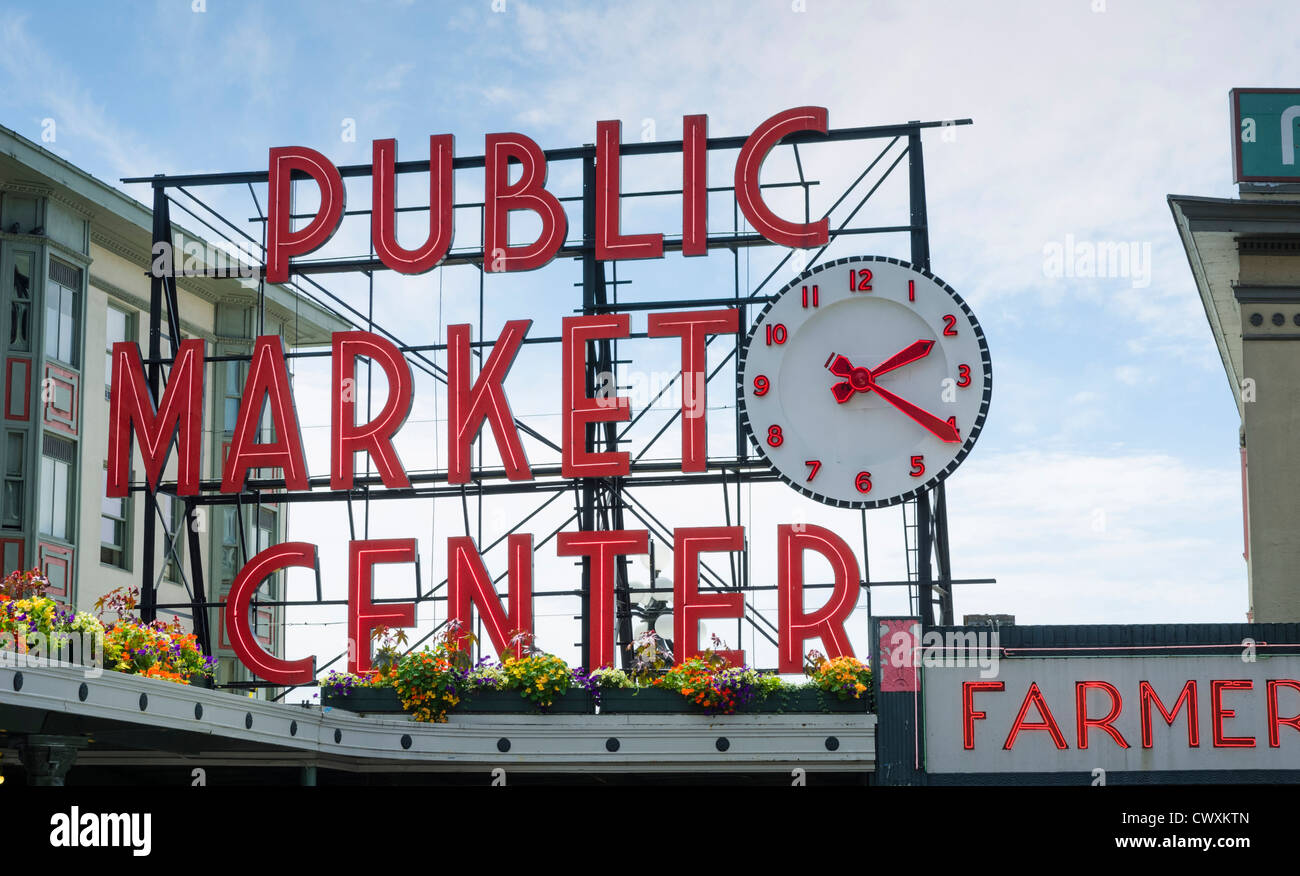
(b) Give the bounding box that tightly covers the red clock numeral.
[908,279,915,302]
[910,455,925,477]
[956,364,971,388]
[805,460,821,481]
[850,269,873,292]
[767,425,784,447]
[765,323,788,345]
[801,285,819,308]
[855,471,872,493]
[947,416,960,440]
[753,375,770,396]
[942,314,958,336]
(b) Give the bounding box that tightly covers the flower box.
[460,688,593,714]
[322,686,404,714]
[598,687,691,714]
[749,687,873,713]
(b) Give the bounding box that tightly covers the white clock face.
[738,256,991,508]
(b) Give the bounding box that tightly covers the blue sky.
[3,0,1289,672]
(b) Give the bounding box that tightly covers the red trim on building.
[42,363,79,437]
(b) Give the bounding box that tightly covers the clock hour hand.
[826,354,854,378]
[824,353,866,404]
[869,382,961,443]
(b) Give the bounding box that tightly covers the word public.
[105,320,864,684]
[263,106,832,281]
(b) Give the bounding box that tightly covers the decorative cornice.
[89,228,149,264]
[1,180,95,219]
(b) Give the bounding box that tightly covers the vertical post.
[933,484,954,624]
[185,497,213,658]
[579,148,633,669]
[579,151,597,672]
[141,184,168,623]
[906,125,936,628]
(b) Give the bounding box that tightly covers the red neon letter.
[735,107,829,249]
[266,146,345,283]
[107,339,204,497]
[221,335,310,492]
[331,331,413,490]
[561,314,631,477]
[963,681,1004,750]
[556,529,648,669]
[447,535,534,660]
[1075,681,1130,749]
[448,320,533,484]
[1003,682,1069,750]
[483,132,567,272]
[372,136,454,274]
[682,114,708,256]
[647,308,738,472]
[595,120,663,261]
[1266,679,1300,748]
[672,526,745,666]
[1139,680,1199,748]
[347,539,417,675]
[226,542,316,685]
[776,523,859,673]
[1211,679,1256,748]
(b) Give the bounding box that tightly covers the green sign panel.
[1232,88,1300,182]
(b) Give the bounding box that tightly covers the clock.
[738,256,991,509]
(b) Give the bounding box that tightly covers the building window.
[38,433,75,541]
[10,252,33,351]
[100,467,128,568]
[158,492,185,583]
[105,304,132,396]
[222,358,242,438]
[2,431,24,529]
[44,259,81,367]
[220,505,240,581]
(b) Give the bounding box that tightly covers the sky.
[2,0,1291,678]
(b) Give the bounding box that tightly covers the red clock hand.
[870,339,934,379]
[868,381,961,443]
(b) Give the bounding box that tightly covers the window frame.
[44,259,82,368]
[100,464,129,570]
[37,434,75,542]
[105,303,134,398]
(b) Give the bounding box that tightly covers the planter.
[599,686,874,714]
[749,687,873,713]
[598,687,691,713]
[459,688,593,715]
[322,686,404,714]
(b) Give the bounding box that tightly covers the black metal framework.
[123,116,973,689]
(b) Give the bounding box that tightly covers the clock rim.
[736,255,993,510]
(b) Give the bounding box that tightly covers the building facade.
[0,124,348,685]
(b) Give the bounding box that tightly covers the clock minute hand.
[870,339,934,379]
[869,381,961,443]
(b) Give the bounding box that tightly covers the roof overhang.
[1168,194,1300,419]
